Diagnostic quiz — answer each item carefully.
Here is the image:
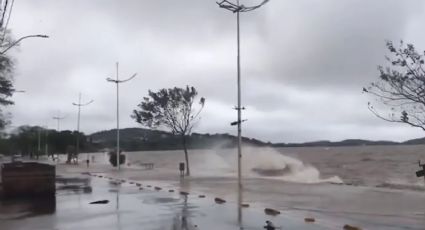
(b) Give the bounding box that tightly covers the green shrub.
[109,151,126,167]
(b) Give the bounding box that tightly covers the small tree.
[132,86,205,176]
[364,41,425,130]
[109,151,126,167]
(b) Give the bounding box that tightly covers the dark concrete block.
[343,224,362,230]
[1,162,55,198]
[264,208,280,216]
[214,197,226,204]
[180,191,189,196]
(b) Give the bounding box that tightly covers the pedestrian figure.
[264,220,276,230]
[179,162,185,177]
[86,159,90,168]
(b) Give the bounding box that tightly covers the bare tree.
[132,86,205,176]
[364,41,425,131]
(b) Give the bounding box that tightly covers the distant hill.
[274,139,399,147]
[89,128,425,151]
[402,137,425,145]
[89,128,270,151]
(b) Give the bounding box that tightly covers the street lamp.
[106,62,137,171]
[72,93,93,164]
[217,0,270,225]
[0,34,48,55]
[52,111,66,131]
[36,125,49,160]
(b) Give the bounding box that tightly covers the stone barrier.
[1,162,55,198]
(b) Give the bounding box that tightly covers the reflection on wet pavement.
[0,174,327,230]
[0,196,56,220]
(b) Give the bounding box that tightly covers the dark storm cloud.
[4,0,425,142]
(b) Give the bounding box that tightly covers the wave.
[190,147,343,184]
[241,147,343,184]
[92,148,343,184]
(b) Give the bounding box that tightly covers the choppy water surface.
[113,145,425,190]
[278,145,425,189]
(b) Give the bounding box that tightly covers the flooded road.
[2,145,425,229]
[0,174,328,230]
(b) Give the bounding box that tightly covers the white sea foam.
[243,147,343,184]
[191,147,343,184]
[85,147,343,184]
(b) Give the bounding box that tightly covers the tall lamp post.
[106,62,137,171]
[72,93,93,163]
[217,0,270,225]
[53,111,66,131]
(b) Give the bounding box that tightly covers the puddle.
[145,197,180,204]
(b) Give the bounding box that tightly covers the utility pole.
[217,0,270,225]
[106,62,137,171]
[52,111,66,131]
[72,93,93,164]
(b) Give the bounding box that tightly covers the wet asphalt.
[0,173,330,230]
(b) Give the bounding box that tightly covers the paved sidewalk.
[0,172,329,230]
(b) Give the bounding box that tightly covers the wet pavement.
[2,156,425,230]
[0,173,332,230]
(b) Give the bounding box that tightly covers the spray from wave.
[191,146,343,184]
[242,147,343,184]
[100,145,343,184]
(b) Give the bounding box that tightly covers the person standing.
[179,162,185,177]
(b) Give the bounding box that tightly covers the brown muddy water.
[109,145,425,190]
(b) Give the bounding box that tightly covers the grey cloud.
[261,0,424,88]
[4,0,425,143]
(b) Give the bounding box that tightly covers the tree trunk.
[182,135,190,176]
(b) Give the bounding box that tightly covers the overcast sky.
[4,0,425,143]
